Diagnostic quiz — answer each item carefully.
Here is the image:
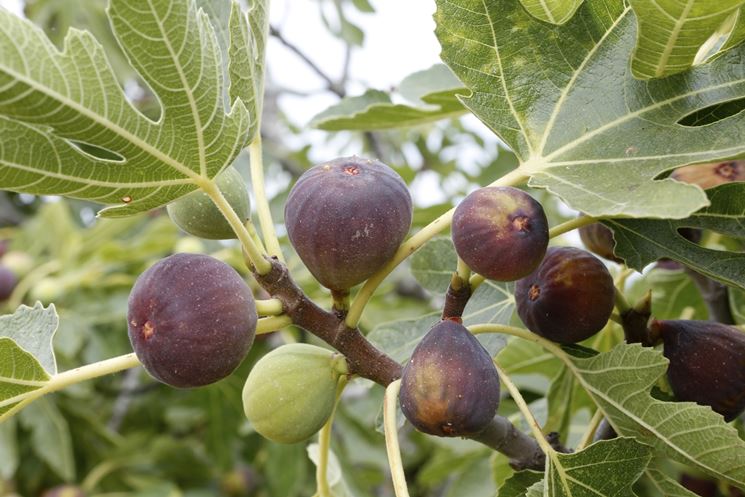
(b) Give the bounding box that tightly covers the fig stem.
[383,380,411,497]
[442,267,472,319]
[469,273,485,291]
[614,288,631,314]
[256,315,293,334]
[345,168,528,329]
[548,215,597,239]
[255,298,284,316]
[249,137,285,263]
[316,377,348,497]
[200,178,272,275]
[456,257,471,284]
[577,408,604,450]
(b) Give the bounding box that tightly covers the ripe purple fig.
[127,253,257,388]
[515,247,615,344]
[284,156,412,292]
[578,221,623,264]
[653,319,745,421]
[451,187,548,281]
[0,265,17,302]
[671,160,745,189]
[399,319,500,437]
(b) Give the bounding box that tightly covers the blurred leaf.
[444,455,496,497]
[519,0,584,24]
[647,268,707,320]
[644,465,700,497]
[368,312,441,363]
[0,302,58,375]
[498,470,543,497]
[730,287,745,324]
[19,398,75,481]
[722,6,745,52]
[410,237,456,295]
[497,339,562,378]
[0,417,18,479]
[307,444,359,497]
[266,443,310,497]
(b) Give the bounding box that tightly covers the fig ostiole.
[242,343,347,444]
[515,246,615,344]
[284,156,413,292]
[167,166,250,240]
[399,319,501,437]
[654,319,745,421]
[127,253,257,388]
[451,186,548,281]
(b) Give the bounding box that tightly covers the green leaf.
[544,366,574,440]
[0,417,18,479]
[307,444,358,497]
[629,0,745,79]
[462,280,515,331]
[0,0,251,217]
[497,339,563,378]
[19,398,75,481]
[647,268,707,320]
[645,465,699,497]
[229,0,268,143]
[310,65,466,130]
[546,437,652,496]
[607,183,745,291]
[567,343,745,488]
[368,312,441,363]
[0,302,58,375]
[722,6,745,53]
[0,337,51,422]
[498,470,543,497]
[518,0,584,25]
[410,237,457,295]
[435,0,745,219]
[730,287,745,324]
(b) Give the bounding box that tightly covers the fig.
[242,343,346,444]
[0,240,7,258]
[284,156,412,292]
[167,167,250,240]
[399,319,500,437]
[654,319,745,421]
[451,187,548,281]
[671,160,745,189]
[40,486,86,497]
[0,265,17,302]
[128,253,257,388]
[578,221,623,264]
[515,247,615,344]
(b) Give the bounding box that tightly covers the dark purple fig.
[672,160,745,189]
[578,221,623,264]
[451,187,548,281]
[653,319,745,421]
[0,265,17,302]
[399,319,500,437]
[127,253,257,388]
[679,474,719,497]
[515,247,615,344]
[284,156,412,292]
[41,486,86,497]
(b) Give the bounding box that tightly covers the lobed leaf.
[0,338,50,422]
[518,0,584,25]
[0,302,58,375]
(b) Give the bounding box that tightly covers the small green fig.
[242,343,346,444]
[0,265,17,302]
[451,187,548,281]
[578,221,623,264]
[128,253,257,388]
[399,320,500,437]
[515,247,615,344]
[284,156,412,292]
[654,319,745,421]
[167,167,250,240]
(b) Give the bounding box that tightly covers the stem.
[469,324,568,363]
[548,216,597,239]
[442,261,472,320]
[384,380,411,497]
[256,315,293,334]
[614,288,631,314]
[469,273,486,291]
[316,377,347,497]
[255,298,284,316]
[249,137,284,262]
[345,169,528,328]
[201,179,271,275]
[456,257,471,283]
[577,409,604,450]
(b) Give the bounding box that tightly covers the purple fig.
[654,319,745,421]
[578,221,623,264]
[399,319,500,437]
[515,247,615,344]
[451,187,548,281]
[0,265,17,302]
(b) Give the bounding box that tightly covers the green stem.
[255,298,284,316]
[456,257,471,283]
[469,324,568,363]
[316,377,347,497]
[548,216,597,239]
[577,409,604,450]
[469,273,486,291]
[256,315,293,334]
[249,137,284,262]
[345,169,528,328]
[384,380,411,497]
[201,178,272,275]
[614,288,631,314]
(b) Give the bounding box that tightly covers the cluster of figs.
[124,157,745,448]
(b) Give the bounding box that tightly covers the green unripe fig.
[242,343,346,444]
[167,167,250,240]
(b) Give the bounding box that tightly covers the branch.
[684,268,736,325]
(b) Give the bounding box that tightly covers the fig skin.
[578,221,623,264]
[242,343,345,444]
[515,247,615,344]
[451,187,548,281]
[128,253,257,388]
[654,319,745,421]
[399,319,500,437]
[284,156,412,292]
[0,265,17,301]
[671,160,745,189]
[167,167,250,240]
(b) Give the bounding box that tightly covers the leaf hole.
[68,140,126,163]
[677,97,745,127]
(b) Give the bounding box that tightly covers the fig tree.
[0,265,17,302]
[242,343,346,443]
[653,319,745,421]
[451,187,548,281]
[578,221,623,264]
[515,247,615,344]
[399,319,500,437]
[128,253,257,388]
[167,167,250,240]
[284,156,412,292]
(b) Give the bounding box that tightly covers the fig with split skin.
[399,319,501,437]
[167,166,250,240]
[653,319,745,421]
[242,343,347,444]
[127,253,257,388]
[515,246,615,344]
[284,156,412,293]
[451,186,548,281]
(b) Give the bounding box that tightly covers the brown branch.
[441,273,471,319]
[684,268,735,325]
